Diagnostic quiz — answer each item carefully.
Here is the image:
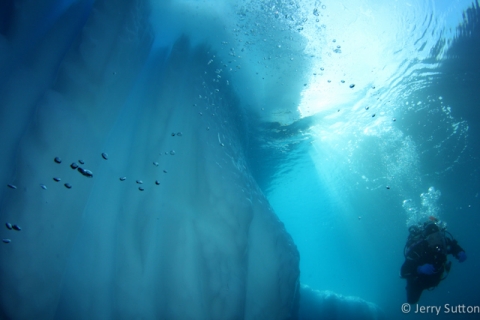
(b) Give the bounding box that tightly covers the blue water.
[256,1,480,318]
[1,0,479,319]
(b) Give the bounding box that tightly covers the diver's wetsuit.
[400,225,464,304]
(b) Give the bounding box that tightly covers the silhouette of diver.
[401,217,467,304]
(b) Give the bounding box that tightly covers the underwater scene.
[0,0,479,319]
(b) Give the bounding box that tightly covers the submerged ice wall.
[298,285,386,320]
[0,0,299,319]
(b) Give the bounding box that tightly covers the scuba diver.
[400,217,467,304]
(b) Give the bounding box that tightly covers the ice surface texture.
[0,1,299,319]
[298,285,386,320]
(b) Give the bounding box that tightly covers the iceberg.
[298,285,386,320]
[0,1,299,319]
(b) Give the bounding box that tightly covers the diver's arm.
[446,237,466,261]
[401,258,418,278]
[401,242,425,278]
